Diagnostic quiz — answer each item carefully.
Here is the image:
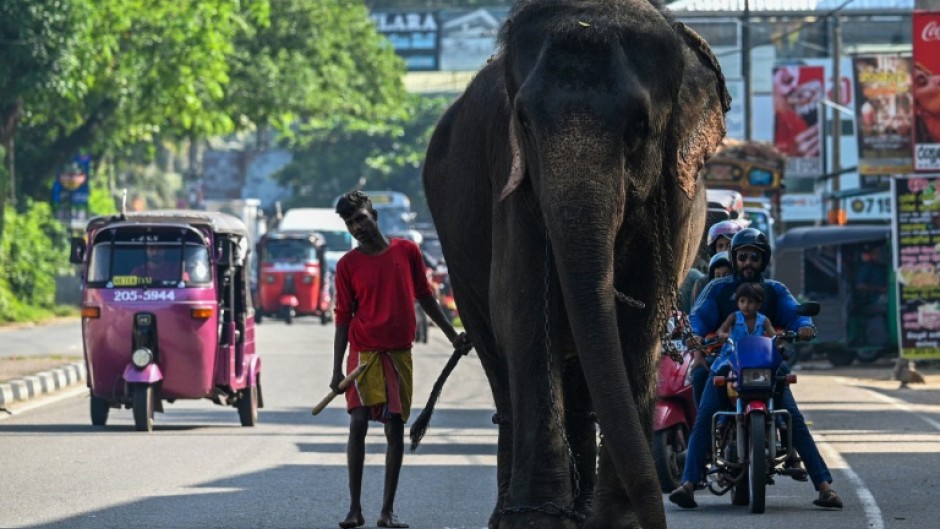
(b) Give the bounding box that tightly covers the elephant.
[422,1,730,528]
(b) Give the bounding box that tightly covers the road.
[1,320,938,529]
[0,319,82,358]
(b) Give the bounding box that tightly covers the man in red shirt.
[330,191,469,529]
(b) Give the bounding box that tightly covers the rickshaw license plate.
[112,290,176,302]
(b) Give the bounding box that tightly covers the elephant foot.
[583,489,639,529]
[496,510,580,529]
[583,504,639,529]
[573,491,595,522]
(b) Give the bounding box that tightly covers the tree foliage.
[0,201,68,314]
[6,0,407,202]
[227,0,406,139]
[274,95,450,219]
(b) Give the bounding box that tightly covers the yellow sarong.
[350,349,413,422]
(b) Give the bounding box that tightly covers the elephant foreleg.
[563,357,597,520]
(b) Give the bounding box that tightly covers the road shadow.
[11,462,496,529]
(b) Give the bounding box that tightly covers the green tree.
[14,0,254,198]
[0,0,89,233]
[274,95,450,219]
[225,0,407,146]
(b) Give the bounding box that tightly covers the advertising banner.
[853,55,915,175]
[370,11,440,71]
[773,65,824,178]
[891,175,940,359]
[913,12,940,171]
[438,7,508,71]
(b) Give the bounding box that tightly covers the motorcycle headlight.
[131,348,153,368]
[741,368,772,387]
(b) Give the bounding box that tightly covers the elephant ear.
[672,22,731,199]
[500,115,526,201]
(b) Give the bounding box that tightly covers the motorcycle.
[653,312,722,492]
[704,302,819,513]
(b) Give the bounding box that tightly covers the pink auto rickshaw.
[70,210,262,431]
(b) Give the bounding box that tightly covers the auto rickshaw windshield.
[88,242,211,287]
[261,239,319,264]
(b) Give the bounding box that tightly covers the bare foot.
[377,512,409,528]
[338,511,364,529]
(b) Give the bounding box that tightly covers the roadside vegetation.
[0,1,452,322]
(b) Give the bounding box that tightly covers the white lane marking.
[834,376,940,431]
[815,439,884,529]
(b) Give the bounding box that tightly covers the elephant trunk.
[543,184,667,528]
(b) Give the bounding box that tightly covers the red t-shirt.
[334,238,433,352]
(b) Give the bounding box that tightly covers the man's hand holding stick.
[311,363,368,415]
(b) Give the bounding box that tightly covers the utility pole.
[828,15,843,224]
[742,0,752,140]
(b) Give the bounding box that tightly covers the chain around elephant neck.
[498,229,582,523]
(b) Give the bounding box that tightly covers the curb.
[0,362,86,408]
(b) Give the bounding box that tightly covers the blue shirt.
[712,311,768,373]
[690,275,812,339]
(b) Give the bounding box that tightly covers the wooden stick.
[311,363,368,415]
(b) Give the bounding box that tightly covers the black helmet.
[707,251,732,280]
[730,228,771,273]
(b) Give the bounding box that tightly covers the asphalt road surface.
[1,320,938,529]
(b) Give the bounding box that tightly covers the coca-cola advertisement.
[772,65,824,178]
[853,55,914,175]
[913,12,940,171]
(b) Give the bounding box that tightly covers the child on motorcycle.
[715,282,776,349]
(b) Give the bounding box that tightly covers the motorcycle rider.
[707,219,743,255]
[708,251,733,281]
[688,251,735,407]
[669,228,843,510]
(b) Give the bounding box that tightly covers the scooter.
[653,313,722,492]
[705,302,819,513]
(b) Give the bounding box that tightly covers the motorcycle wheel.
[748,412,767,514]
[90,393,110,426]
[285,308,294,325]
[730,423,749,506]
[653,427,686,493]
[131,384,154,432]
[238,381,259,427]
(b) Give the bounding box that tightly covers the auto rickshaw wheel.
[131,384,154,432]
[238,383,259,427]
[90,394,110,426]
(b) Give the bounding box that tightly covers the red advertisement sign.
[853,55,914,175]
[913,12,940,171]
[773,65,824,178]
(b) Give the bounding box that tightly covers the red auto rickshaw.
[255,231,331,324]
[69,210,262,432]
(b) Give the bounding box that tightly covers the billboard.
[913,11,940,171]
[438,8,508,71]
[891,175,940,359]
[772,65,824,178]
[853,55,915,175]
[370,11,440,71]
